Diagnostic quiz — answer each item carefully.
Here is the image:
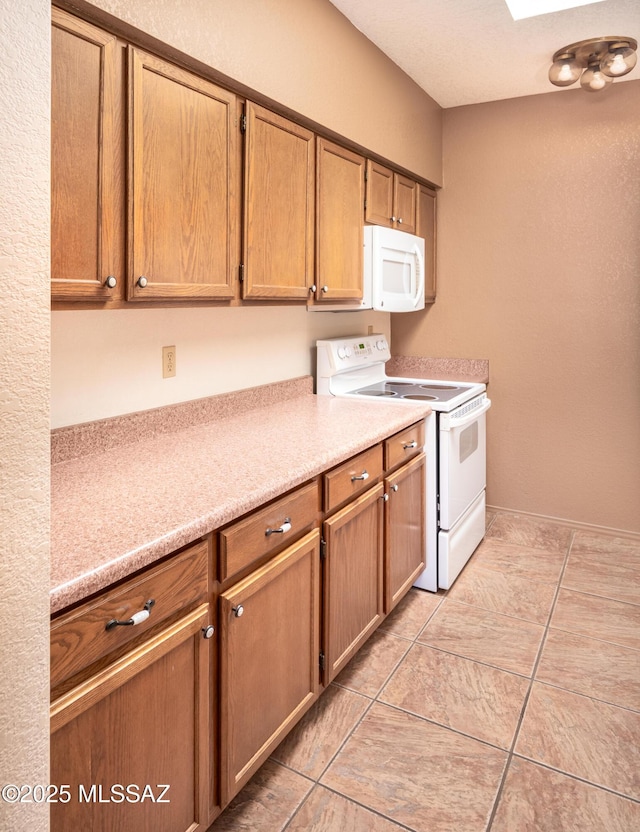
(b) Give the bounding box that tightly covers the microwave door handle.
[412,242,424,307]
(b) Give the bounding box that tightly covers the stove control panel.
[316,334,390,378]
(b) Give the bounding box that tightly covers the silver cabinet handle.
[232,605,244,618]
[104,275,117,289]
[265,518,292,537]
[321,285,329,293]
[391,483,399,492]
[397,217,403,224]
[381,493,389,502]
[137,276,148,288]
[202,625,215,639]
[391,216,397,222]
[403,440,418,449]
[351,470,369,482]
[310,284,317,293]
[106,599,155,630]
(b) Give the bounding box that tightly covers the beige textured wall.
[51,308,390,427]
[88,0,442,183]
[392,81,640,534]
[0,0,50,829]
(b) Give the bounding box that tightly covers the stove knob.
[376,339,387,351]
[337,347,346,360]
[345,346,353,358]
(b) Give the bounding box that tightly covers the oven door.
[438,396,491,531]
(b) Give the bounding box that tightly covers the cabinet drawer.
[323,444,383,512]
[384,421,425,471]
[51,539,209,688]
[219,480,320,582]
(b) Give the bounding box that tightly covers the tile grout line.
[512,752,640,805]
[282,597,449,830]
[546,621,640,653]
[410,638,536,679]
[484,527,577,832]
[529,677,640,715]
[279,689,379,830]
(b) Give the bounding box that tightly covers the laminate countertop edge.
[51,387,430,614]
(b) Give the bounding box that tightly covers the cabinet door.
[219,530,320,803]
[50,604,212,832]
[51,9,124,302]
[243,103,314,299]
[385,453,426,613]
[323,484,384,682]
[314,138,365,302]
[365,160,393,228]
[128,48,238,301]
[365,162,417,234]
[393,174,417,234]
[417,184,437,302]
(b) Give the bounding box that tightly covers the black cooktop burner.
[358,390,398,397]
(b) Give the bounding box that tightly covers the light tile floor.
[210,512,640,831]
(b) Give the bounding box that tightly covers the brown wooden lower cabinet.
[384,453,426,613]
[322,483,385,683]
[50,604,212,832]
[218,529,321,804]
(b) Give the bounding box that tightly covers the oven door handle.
[440,398,491,431]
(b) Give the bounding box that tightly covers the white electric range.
[316,334,491,591]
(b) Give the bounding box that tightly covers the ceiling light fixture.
[549,37,638,92]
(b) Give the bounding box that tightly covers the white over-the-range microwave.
[311,226,426,313]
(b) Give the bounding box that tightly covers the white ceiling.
[328,0,640,107]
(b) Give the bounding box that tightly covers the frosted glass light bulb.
[580,62,612,92]
[558,62,575,82]
[608,53,627,75]
[548,54,580,86]
[601,44,637,78]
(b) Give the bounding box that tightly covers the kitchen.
[1,0,639,831]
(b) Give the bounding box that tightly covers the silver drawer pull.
[106,599,155,630]
[265,518,292,536]
[202,625,215,639]
[351,470,369,482]
[232,605,244,618]
[391,484,399,492]
[403,440,418,449]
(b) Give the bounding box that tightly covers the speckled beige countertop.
[386,356,489,383]
[51,378,430,614]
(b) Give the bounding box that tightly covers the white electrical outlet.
[162,346,176,378]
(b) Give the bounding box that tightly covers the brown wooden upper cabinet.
[314,138,365,303]
[128,48,238,301]
[365,160,417,234]
[51,9,124,302]
[416,183,437,303]
[242,103,314,300]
